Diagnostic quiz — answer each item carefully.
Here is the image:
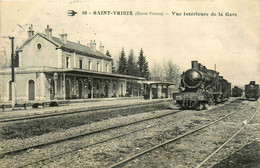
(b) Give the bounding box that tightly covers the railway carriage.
[173,61,231,110]
[245,81,259,100]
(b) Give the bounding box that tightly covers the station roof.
[17,33,112,61]
[0,67,145,81]
[51,36,112,61]
[61,68,145,80]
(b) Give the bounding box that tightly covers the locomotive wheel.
[205,103,210,110]
[208,96,215,106]
[196,102,205,110]
[200,103,205,110]
[199,103,203,110]
[180,105,186,110]
[216,97,222,103]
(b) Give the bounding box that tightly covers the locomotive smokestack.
[191,61,198,69]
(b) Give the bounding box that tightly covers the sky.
[1,0,259,86]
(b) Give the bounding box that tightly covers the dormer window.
[36,43,42,50]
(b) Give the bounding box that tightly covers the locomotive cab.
[245,81,259,100]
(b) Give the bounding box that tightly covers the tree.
[117,47,127,74]
[150,62,163,81]
[126,49,138,76]
[150,59,180,83]
[162,60,180,83]
[137,48,150,79]
[106,50,116,73]
[111,59,116,73]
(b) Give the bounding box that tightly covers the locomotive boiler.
[173,61,231,110]
[245,81,259,100]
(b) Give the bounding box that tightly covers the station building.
[0,25,147,102]
[0,25,177,103]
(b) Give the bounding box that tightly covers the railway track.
[3,99,245,167]
[109,102,253,168]
[18,110,183,168]
[0,98,244,167]
[0,109,182,160]
[0,100,171,123]
[196,100,260,168]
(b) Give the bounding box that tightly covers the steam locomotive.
[173,61,231,110]
[245,81,259,100]
[231,86,243,97]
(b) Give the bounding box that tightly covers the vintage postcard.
[0,0,259,167]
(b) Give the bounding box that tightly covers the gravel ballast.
[1,98,258,168]
[0,101,172,140]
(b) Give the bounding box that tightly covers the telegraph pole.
[9,36,16,109]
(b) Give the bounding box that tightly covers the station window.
[97,62,100,71]
[66,57,70,68]
[106,64,108,72]
[79,59,83,69]
[88,60,92,70]
[36,43,42,50]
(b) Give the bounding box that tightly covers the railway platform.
[0,97,171,119]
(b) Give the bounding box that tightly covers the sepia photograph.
[0,0,259,167]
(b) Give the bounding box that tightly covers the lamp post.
[9,37,16,109]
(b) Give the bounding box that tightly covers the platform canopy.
[137,81,177,86]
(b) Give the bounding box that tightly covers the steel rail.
[18,114,181,168]
[0,109,181,159]
[109,103,248,168]
[18,100,242,167]
[0,101,169,123]
[196,100,259,168]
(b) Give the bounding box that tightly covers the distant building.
[0,25,145,102]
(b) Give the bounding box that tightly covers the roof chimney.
[99,41,104,54]
[28,24,34,38]
[45,25,52,39]
[59,33,68,44]
[90,40,96,52]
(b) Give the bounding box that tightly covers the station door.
[28,80,35,100]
